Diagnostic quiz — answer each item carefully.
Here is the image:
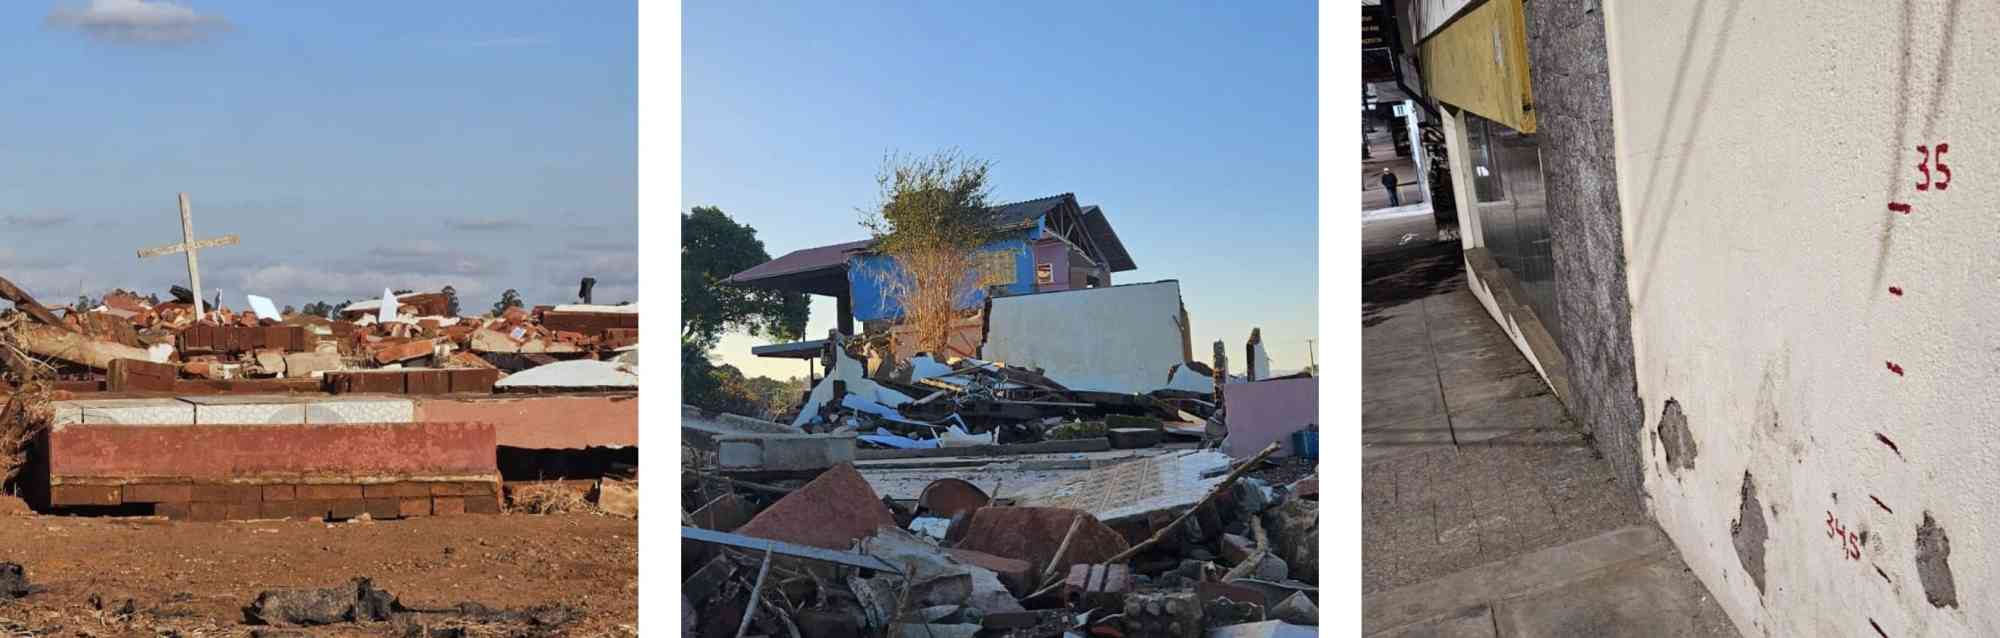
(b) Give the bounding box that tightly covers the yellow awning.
[1420,0,1535,133]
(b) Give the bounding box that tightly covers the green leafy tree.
[682,206,808,350]
[491,289,523,317]
[442,286,461,317]
[859,149,1009,354]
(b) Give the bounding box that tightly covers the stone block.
[283,351,344,379]
[124,483,193,503]
[716,433,855,473]
[1064,564,1131,611]
[51,484,120,506]
[1122,591,1201,638]
[1107,428,1163,449]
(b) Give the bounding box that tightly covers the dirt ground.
[0,511,636,637]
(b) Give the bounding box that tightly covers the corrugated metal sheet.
[1420,0,1535,133]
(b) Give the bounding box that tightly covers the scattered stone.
[1123,591,1202,638]
[0,563,34,599]
[1220,533,1255,564]
[1107,427,1163,449]
[1263,498,1317,584]
[244,577,402,626]
[1204,595,1264,628]
[595,478,638,518]
[1268,592,1317,625]
[946,548,1032,597]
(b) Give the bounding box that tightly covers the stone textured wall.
[1521,0,1645,501]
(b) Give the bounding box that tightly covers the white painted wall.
[1608,2,2000,636]
[983,281,1193,394]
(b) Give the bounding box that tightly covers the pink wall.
[415,394,637,449]
[1223,377,1318,458]
[49,422,497,481]
[1032,239,1071,292]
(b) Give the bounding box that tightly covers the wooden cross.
[136,193,238,317]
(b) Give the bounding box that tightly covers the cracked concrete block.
[1916,511,1958,609]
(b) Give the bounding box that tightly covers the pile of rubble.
[681,438,1319,637]
[0,275,636,392]
[783,331,1280,451]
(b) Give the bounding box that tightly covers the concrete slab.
[67,398,195,426]
[1363,525,1670,634]
[1491,554,1739,637]
[181,395,308,425]
[1010,450,1232,525]
[303,396,416,424]
[1370,605,1495,638]
[717,433,857,473]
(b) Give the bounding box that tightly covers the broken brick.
[955,507,1130,578]
[734,463,896,551]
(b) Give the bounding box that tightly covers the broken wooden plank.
[0,274,72,330]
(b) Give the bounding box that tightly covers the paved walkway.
[1360,214,1739,637]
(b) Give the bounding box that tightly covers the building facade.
[1418,0,1999,634]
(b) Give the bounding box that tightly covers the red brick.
[292,501,334,520]
[153,501,190,519]
[259,500,303,519]
[375,339,436,365]
[328,499,366,520]
[1063,564,1131,611]
[363,482,431,498]
[399,498,432,518]
[191,484,261,503]
[51,484,121,506]
[189,502,228,522]
[405,369,450,395]
[225,502,260,520]
[297,484,364,500]
[123,483,193,503]
[431,481,496,496]
[262,485,296,501]
[107,358,179,392]
[955,508,1130,577]
[447,368,500,394]
[363,498,401,519]
[464,494,501,515]
[432,497,466,516]
[734,463,896,551]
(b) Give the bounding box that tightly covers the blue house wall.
[848,236,1038,322]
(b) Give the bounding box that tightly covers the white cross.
[136,193,238,318]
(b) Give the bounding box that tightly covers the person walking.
[1379,169,1401,207]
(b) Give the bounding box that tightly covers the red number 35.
[1918,143,1953,191]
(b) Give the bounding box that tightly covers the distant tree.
[332,300,352,319]
[491,289,523,317]
[301,301,331,318]
[145,293,161,305]
[442,286,461,317]
[682,205,808,351]
[74,296,93,310]
[281,305,297,316]
[859,149,1009,355]
[392,289,414,295]
[683,343,765,416]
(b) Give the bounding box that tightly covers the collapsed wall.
[1603,2,2000,636]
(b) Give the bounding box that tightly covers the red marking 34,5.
[1827,511,1864,560]
[1888,202,1913,214]
[1886,361,1905,376]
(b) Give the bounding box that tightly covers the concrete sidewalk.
[1360,214,1739,637]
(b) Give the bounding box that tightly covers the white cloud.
[46,0,232,46]
[445,217,527,232]
[4,213,69,229]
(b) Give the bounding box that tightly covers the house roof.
[724,239,872,295]
[1079,205,1137,272]
[725,193,1138,293]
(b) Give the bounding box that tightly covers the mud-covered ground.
[0,511,636,636]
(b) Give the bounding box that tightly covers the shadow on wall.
[1629,0,1742,310]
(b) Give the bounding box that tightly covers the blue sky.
[0,1,635,313]
[688,1,1320,380]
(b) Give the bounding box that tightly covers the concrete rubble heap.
[0,274,640,521]
[683,431,1320,637]
[778,330,1315,456]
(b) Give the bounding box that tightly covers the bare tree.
[859,150,1008,355]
